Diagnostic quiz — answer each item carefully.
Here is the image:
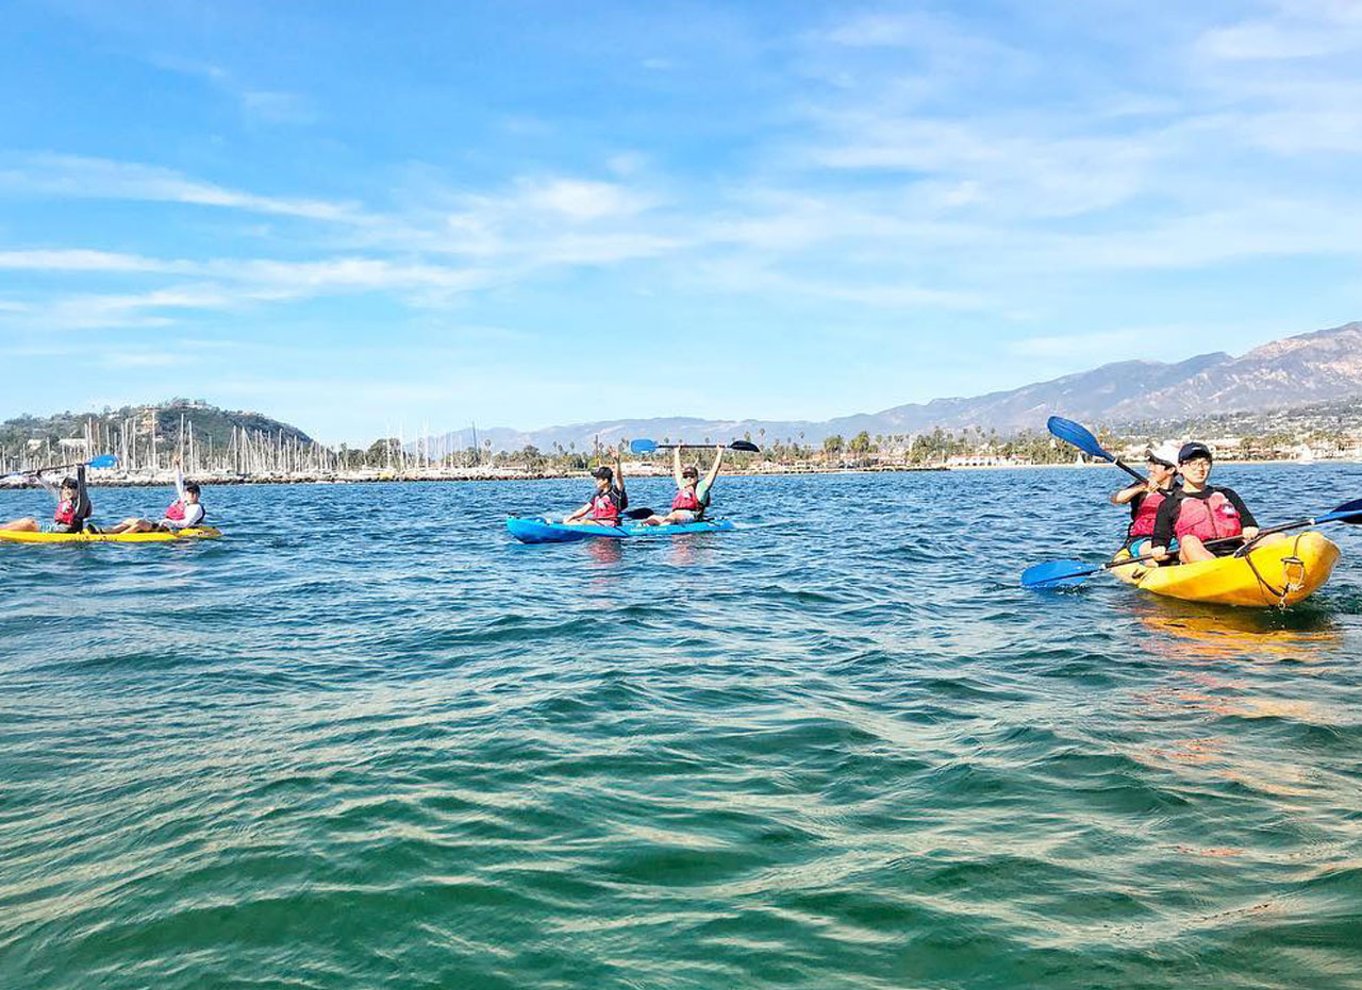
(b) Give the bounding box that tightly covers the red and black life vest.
[1174,491,1243,542]
[54,498,79,527]
[589,488,622,522]
[1127,490,1166,539]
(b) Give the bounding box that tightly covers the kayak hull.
[0,526,222,545]
[1109,531,1339,607]
[506,516,735,544]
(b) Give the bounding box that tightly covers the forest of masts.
[1,415,344,480]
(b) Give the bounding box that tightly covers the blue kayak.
[506,516,736,544]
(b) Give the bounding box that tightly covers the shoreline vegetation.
[3,399,1358,487]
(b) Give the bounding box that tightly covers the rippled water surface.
[3,466,1361,989]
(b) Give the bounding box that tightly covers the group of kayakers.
[1113,440,1270,564]
[0,444,720,536]
[562,445,725,528]
[0,458,205,536]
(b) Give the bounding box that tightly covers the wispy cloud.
[0,155,358,221]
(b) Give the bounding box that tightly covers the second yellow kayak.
[1110,531,1339,607]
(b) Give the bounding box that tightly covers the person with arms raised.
[641,445,723,526]
[0,466,92,534]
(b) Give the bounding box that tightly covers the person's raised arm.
[672,446,685,488]
[704,445,724,489]
[615,451,626,505]
[173,456,187,502]
[75,465,91,519]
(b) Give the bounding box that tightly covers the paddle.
[629,439,760,454]
[1046,416,1146,485]
[1,454,118,482]
[624,507,656,520]
[1022,497,1362,589]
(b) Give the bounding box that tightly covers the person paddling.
[563,452,627,526]
[1110,443,1179,556]
[641,444,724,526]
[105,458,206,534]
[1150,442,1265,564]
[0,466,92,534]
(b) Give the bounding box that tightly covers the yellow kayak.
[1110,531,1339,607]
[0,526,221,545]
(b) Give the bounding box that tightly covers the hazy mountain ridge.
[423,321,1362,452]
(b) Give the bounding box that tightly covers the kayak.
[507,516,735,544]
[0,526,222,545]
[1109,531,1339,607]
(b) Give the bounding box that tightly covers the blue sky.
[2,0,1361,443]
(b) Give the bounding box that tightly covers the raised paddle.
[629,439,760,454]
[1,454,118,482]
[1046,416,1147,485]
[1021,497,1362,589]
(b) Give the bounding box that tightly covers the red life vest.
[164,500,205,525]
[589,489,621,522]
[54,498,78,527]
[1174,491,1243,542]
[672,487,703,512]
[1127,491,1166,539]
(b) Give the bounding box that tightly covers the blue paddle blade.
[1319,498,1362,524]
[629,439,658,454]
[1021,559,1093,589]
[88,454,118,469]
[1046,416,1113,462]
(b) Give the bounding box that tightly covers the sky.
[2,0,1361,444]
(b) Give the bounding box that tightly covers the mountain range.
[422,320,1362,452]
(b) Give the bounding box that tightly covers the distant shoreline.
[0,458,1340,489]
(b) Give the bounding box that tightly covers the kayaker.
[1110,443,1178,556]
[641,445,724,526]
[0,467,92,534]
[105,459,206,534]
[564,452,627,526]
[1149,442,1263,564]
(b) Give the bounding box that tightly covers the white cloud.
[0,154,361,222]
[515,178,653,220]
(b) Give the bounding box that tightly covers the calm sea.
[2,466,1360,989]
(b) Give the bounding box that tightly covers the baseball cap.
[1178,441,1212,464]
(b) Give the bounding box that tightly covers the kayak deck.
[1109,531,1339,607]
[507,516,735,544]
[0,526,222,545]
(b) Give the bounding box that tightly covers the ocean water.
[2,466,1360,990]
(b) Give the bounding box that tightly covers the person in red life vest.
[1149,442,1265,564]
[105,458,206,534]
[563,452,627,526]
[641,444,724,526]
[1109,443,1179,556]
[0,466,92,533]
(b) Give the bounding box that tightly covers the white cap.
[1146,443,1180,469]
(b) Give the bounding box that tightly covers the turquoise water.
[2,466,1360,989]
